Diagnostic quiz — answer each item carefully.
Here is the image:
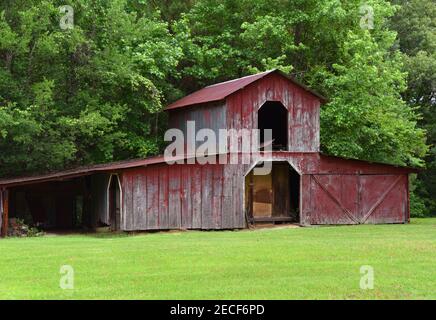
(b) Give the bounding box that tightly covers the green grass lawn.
[0,218,435,300]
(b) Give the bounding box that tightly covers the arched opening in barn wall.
[107,174,121,231]
[258,101,288,151]
[245,161,300,224]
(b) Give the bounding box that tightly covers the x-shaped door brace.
[311,175,403,224]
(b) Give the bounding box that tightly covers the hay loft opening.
[258,101,288,151]
[245,161,300,224]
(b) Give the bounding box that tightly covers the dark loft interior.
[258,101,288,151]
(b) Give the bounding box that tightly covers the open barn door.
[245,161,300,224]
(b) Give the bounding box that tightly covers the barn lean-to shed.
[0,69,416,236]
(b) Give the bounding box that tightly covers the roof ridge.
[205,69,276,88]
[165,69,326,110]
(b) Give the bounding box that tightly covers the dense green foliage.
[0,0,182,174]
[0,1,433,213]
[390,0,436,215]
[0,218,435,299]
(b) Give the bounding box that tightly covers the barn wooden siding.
[120,162,247,230]
[168,72,321,154]
[169,102,227,150]
[303,174,409,225]
[0,70,415,235]
[253,153,411,226]
[286,152,409,226]
[226,72,320,152]
[118,152,411,230]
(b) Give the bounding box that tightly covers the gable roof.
[165,69,326,110]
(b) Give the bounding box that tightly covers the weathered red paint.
[0,70,418,233]
[165,69,326,110]
[226,72,321,152]
[0,155,168,188]
[304,173,408,225]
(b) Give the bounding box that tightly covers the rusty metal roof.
[318,152,420,173]
[0,156,169,187]
[0,151,418,188]
[165,69,327,110]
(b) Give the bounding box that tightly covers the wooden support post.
[0,190,2,236]
[406,174,410,223]
[1,189,9,238]
[249,172,253,219]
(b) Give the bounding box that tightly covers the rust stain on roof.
[0,156,168,187]
[165,69,327,110]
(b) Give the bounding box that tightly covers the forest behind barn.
[0,0,434,216]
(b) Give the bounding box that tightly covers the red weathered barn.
[0,70,415,236]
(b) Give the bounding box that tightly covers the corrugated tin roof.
[318,153,420,173]
[0,156,168,187]
[0,151,418,188]
[165,69,327,110]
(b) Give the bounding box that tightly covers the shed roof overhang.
[0,152,419,188]
[0,156,169,188]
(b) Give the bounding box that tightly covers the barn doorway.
[6,173,117,234]
[7,177,95,232]
[245,161,300,224]
[258,101,288,151]
[108,174,121,231]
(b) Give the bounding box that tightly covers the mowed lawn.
[0,218,435,300]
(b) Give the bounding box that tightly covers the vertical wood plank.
[221,164,234,229]
[122,174,133,230]
[238,165,246,228]
[300,174,311,226]
[158,166,169,229]
[201,165,213,229]
[314,100,320,152]
[147,169,159,229]
[133,173,147,230]
[168,165,181,229]
[212,165,223,229]
[191,164,202,228]
[231,164,244,228]
[293,88,303,152]
[181,165,192,229]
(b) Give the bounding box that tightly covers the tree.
[174,0,427,166]
[390,0,436,215]
[0,0,430,215]
[0,0,183,176]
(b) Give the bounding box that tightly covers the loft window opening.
[258,101,288,151]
